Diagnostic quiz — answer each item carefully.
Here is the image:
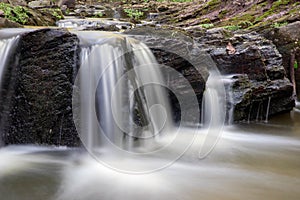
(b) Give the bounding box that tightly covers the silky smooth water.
[0,110,299,200]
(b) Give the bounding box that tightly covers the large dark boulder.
[0,29,80,146]
[186,27,295,122]
[262,21,300,101]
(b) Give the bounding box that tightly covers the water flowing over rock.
[125,27,209,125]
[0,29,80,146]
[186,27,295,122]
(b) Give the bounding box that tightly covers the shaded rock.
[0,29,80,146]
[186,27,295,122]
[262,21,300,100]
[8,0,27,6]
[83,24,120,31]
[25,8,63,26]
[58,0,75,9]
[72,4,114,18]
[0,17,23,28]
[28,0,52,8]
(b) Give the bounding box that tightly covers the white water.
[0,36,19,88]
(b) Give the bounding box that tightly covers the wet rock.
[83,24,120,32]
[186,27,295,122]
[0,29,80,146]
[72,4,114,18]
[262,21,300,100]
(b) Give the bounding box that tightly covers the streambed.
[0,109,299,200]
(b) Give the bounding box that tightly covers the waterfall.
[200,71,226,158]
[73,32,172,152]
[0,36,19,89]
[0,35,20,146]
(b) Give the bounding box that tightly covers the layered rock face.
[0,29,80,146]
[263,21,300,101]
[186,27,295,121]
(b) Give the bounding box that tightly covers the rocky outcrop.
[0,3,63,26]
[262,21,300,101]
[0,29,80,146]
[0,17,23,28]
[186,27,295,122]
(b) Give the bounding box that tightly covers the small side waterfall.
[200,71,226,158]
[264,97,272,123]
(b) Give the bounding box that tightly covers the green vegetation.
[255,0,291,23]
[199,23,214,29]
[124,8,144,20]
[0,3,29,24]
[223,25,240,31]
[44,8,64,20]
[295,60,298,69]
[93,12,104,18]
[271,21,288,28]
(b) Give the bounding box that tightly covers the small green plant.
[0,3,29,24]
[223,25,241,31]
[271,21,288,28]
[94,12,103,18]
[295,60,298,70]
[199,23,214,29]
[124,8,144,20]
[51,8,63,20]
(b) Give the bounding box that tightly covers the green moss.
[255,0,291,23]
[0,3,29,24]
[207,0,221,7]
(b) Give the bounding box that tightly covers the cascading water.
[73,32,172,154]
